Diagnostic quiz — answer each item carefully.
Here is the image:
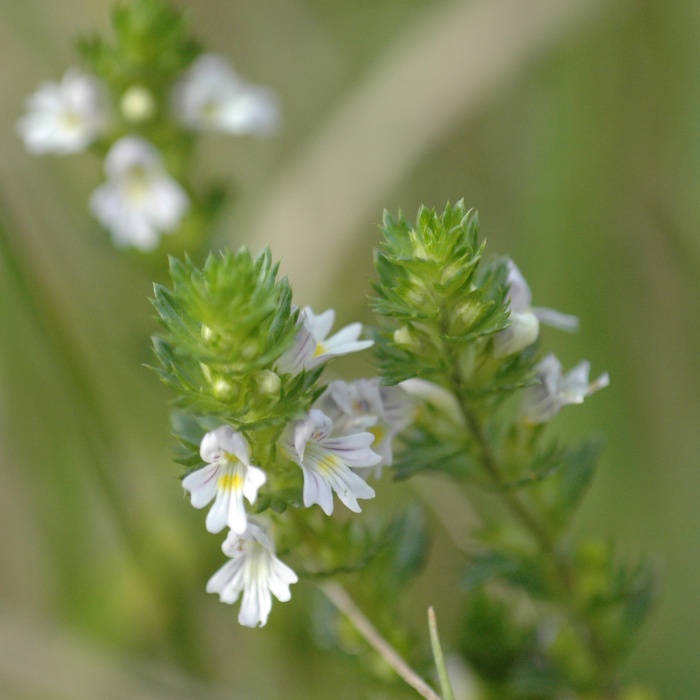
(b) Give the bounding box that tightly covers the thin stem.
[455,391,617,698]
[428,607,455,700]
[459,397,574,590]
[319,581,443,700]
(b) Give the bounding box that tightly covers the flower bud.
[492,311,539,358]
[120,85,156,123]
[256,370,281,396]
[215,378,240,402]
[451,297,483,333]
[393,325,414,346]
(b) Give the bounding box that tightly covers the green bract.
[78,0,200,93]
[371,200,535,399]
[151,248,318,430]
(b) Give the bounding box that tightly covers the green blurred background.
[0,0,698,697]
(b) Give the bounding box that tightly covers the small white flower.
[206,521,298,628]
[89,136,189,251]
[276,307,373,375]
[520,353,610,424]
[172,54,278,135]
[182,425,266,534]
[282,409,379,515]
[317,378,414,476]
[17,69,108,155]
[493,261,579,358]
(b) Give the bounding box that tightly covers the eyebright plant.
[16,0,278,253]
[151,248,417,628]
[370,201,654,699]
[151,201,656,699]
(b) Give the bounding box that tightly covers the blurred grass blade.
[428,607,455,700]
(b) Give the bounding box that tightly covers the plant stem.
[319,581,443,700]
[456,391,617,698]
[428,607,455,700]
[459,398,573,587]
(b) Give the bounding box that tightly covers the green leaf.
[458,589,537,685]
[393,428,475,480]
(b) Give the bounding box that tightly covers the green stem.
[459,398,573,589]
[454,386,617,698]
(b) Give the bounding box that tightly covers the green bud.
[256,370,281,396]
[151,249,298,417]
[393,325,414,346]
[574,538,612,603]
[212,377,237,402]
[453,297,482,328]
[371,202,511,385]
[548,623,597,687]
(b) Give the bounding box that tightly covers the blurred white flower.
[493,261,579,358]
[89,136,189,251]
[317,378,414,475]
[276,307,373,374]
[206,521,298,628]
[172,54,278,135]
[520,353,610,424]
[282,408,379,515]
[182,425,266,534]
[17,69,107,154]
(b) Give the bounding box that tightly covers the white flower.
[89,136,189,251]
[172,54,278,135]
[317,378,414,476]
[17,69,107,154]
[282,409,379,515]
[520,353,610,424]
[276,307,373,375]
[206,521,298,628]
[493,261,579,358]
[182,425,266,534]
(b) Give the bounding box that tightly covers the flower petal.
[303,307,335,341]
[301,464,335,515]
[532,306,580,332]
[243,465,267,504]
[182,462,219,508]
[505,261,532,313]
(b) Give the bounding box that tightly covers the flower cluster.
[17,0,278,252]
[153,251,414,626]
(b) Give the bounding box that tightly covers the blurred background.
[0,0,698,697]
